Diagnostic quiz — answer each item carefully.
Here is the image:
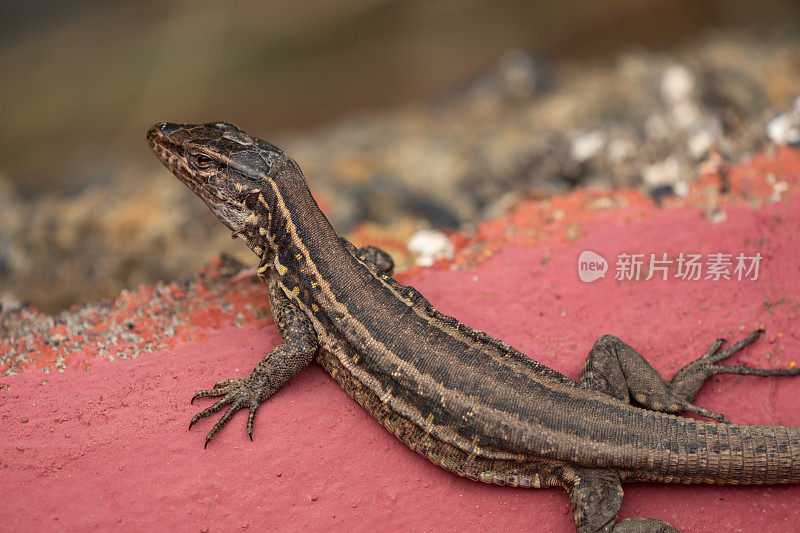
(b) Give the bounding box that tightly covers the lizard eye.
[192,153,214,169]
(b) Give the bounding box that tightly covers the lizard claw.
[190,383,233,405]
[700,329,763,364]
[667,329,798,423]
[189,377,264,447]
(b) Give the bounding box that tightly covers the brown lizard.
[147,121,800,532]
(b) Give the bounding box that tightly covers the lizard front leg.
[577,330,799,422]
[356,245,394,275]
[189,275,318,447]
[341,238,395,276]
[562,467,678,532]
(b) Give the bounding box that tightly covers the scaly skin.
[147,121,800,532]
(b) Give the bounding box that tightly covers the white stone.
[688,129,714,159]
[571,130,606,162]
[607,138,635,162]
[643,156,682,187]
[408,229,454,267]
[766,99,800,145]
[661,65,694,104]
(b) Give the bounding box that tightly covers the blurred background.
[2,0,800,313]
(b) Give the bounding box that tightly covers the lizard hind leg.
[578,335,720,421]
[562,468,678,532]
[578,331,800,423]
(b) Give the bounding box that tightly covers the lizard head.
[147,121,289,256]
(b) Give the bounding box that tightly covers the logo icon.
[578,250,608,282]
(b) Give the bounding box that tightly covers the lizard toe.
[189,395,232,429]
[190,377,264,447]
[191,384,234,404]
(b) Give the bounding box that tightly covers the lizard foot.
[564,468,681,532]
[579,330,798,423]
[189,376,263,447]
[668,329,800,421]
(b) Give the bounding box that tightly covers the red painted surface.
[2,149,800,531]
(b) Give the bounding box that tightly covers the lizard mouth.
[147,122,196,185]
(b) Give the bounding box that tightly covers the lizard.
[147,121,800,533]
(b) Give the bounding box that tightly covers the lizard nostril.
[150,122,181,136]
[147,122,184,143]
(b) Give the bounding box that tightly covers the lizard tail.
[629,420,800,485]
